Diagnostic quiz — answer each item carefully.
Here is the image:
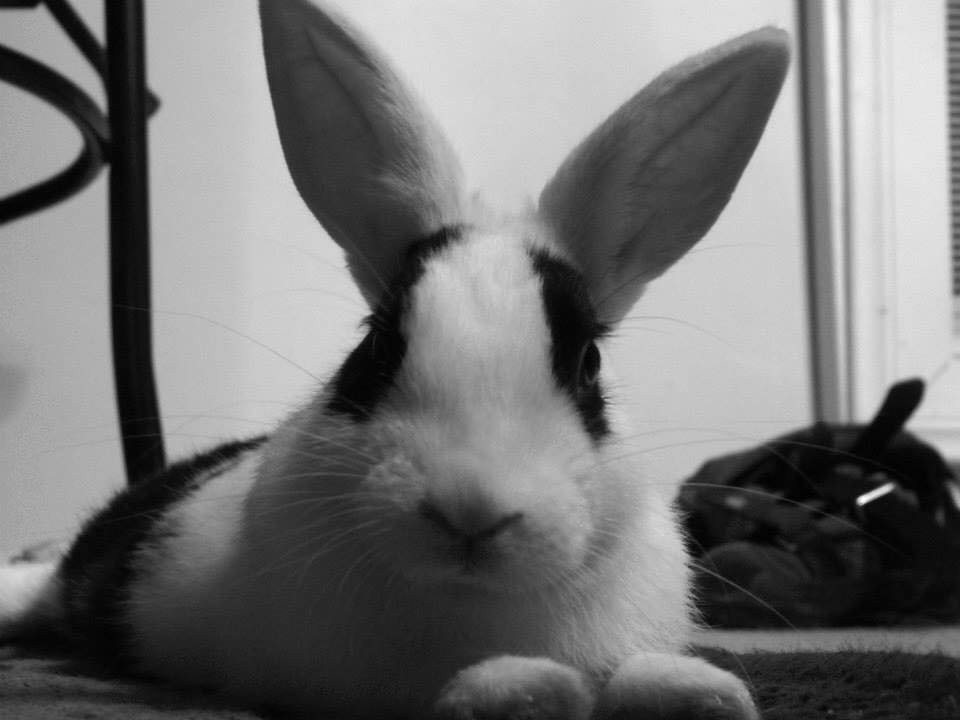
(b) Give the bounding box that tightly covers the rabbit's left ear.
[260,0,464,307]
[539,27,790,325]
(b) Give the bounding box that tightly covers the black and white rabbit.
[0,1,789,718]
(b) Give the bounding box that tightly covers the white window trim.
[804,0,957,456]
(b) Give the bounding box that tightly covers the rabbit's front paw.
[433,655,593,720]
[594,652,758,720]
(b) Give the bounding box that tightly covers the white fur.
[597,652,760,719]
[122,227,691,716]
[436,656,594,720]
[1,3,789,717]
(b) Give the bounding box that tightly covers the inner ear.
[539,27,790,325]
[260,0,464,307]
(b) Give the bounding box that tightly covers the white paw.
[433,656,593,720]
[595,652,758,720]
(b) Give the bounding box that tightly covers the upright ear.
[260,0,464,306]
[539,27,790,325]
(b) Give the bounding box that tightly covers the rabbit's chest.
[216,587,578,715]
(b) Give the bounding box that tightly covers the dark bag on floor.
[678,378,960,627]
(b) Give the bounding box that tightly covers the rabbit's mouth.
[440,532,522,586]
[382,507,591,597]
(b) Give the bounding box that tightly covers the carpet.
[701,647,960,719]
[1,645,958,719]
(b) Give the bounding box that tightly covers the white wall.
[0,0,810,554]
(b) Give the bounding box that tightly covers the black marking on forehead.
[326,225,466,421]
[529,248,611,442]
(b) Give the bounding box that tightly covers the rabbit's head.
[254,0,789,598]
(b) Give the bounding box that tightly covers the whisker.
[29,432,256,460]
[336,541,386,597]
[290,519,386,585]
[114,303,321,381]
[689,559,798,631]
[250,501,386,529]
[250,286,364,310]
[600,436,757,464]
[681,481,904,555]
[615,314,738,352]
[684,241,775,256]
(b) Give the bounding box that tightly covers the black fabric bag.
[679,379,960,628]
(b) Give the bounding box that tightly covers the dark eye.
[367,327,396,360]
[578,342,601,390]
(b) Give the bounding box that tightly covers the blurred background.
[0,0,945,560]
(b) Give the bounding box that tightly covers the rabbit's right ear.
[260,0,464,306]
[539,27,790,325]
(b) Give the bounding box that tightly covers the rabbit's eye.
[368,328,400,360]
[578,342,601,390]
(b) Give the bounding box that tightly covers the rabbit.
[0,1,789,718]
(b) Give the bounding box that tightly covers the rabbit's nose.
[418,500,524,542]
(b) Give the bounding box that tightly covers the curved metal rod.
[43,0,160,116]
[0,44,109,224]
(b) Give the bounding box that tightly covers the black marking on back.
[529,248,611,441]
[58,435,268,670]
[326,225,466,421]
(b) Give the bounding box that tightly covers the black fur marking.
[530,249,611,441]
[58,435,268,669]
[326,225,466,421]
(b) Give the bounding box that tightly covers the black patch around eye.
[529,249,610,442]
[325,326,407,420]
[326,225,466,421]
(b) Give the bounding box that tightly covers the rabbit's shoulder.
[57,436,267,664]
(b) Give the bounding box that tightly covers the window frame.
[803,0,957,456]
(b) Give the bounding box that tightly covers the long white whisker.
[114,303,321,381]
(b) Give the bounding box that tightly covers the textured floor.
[0,647,261,720]
[4,643,959,720]
[695,625,960,657]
